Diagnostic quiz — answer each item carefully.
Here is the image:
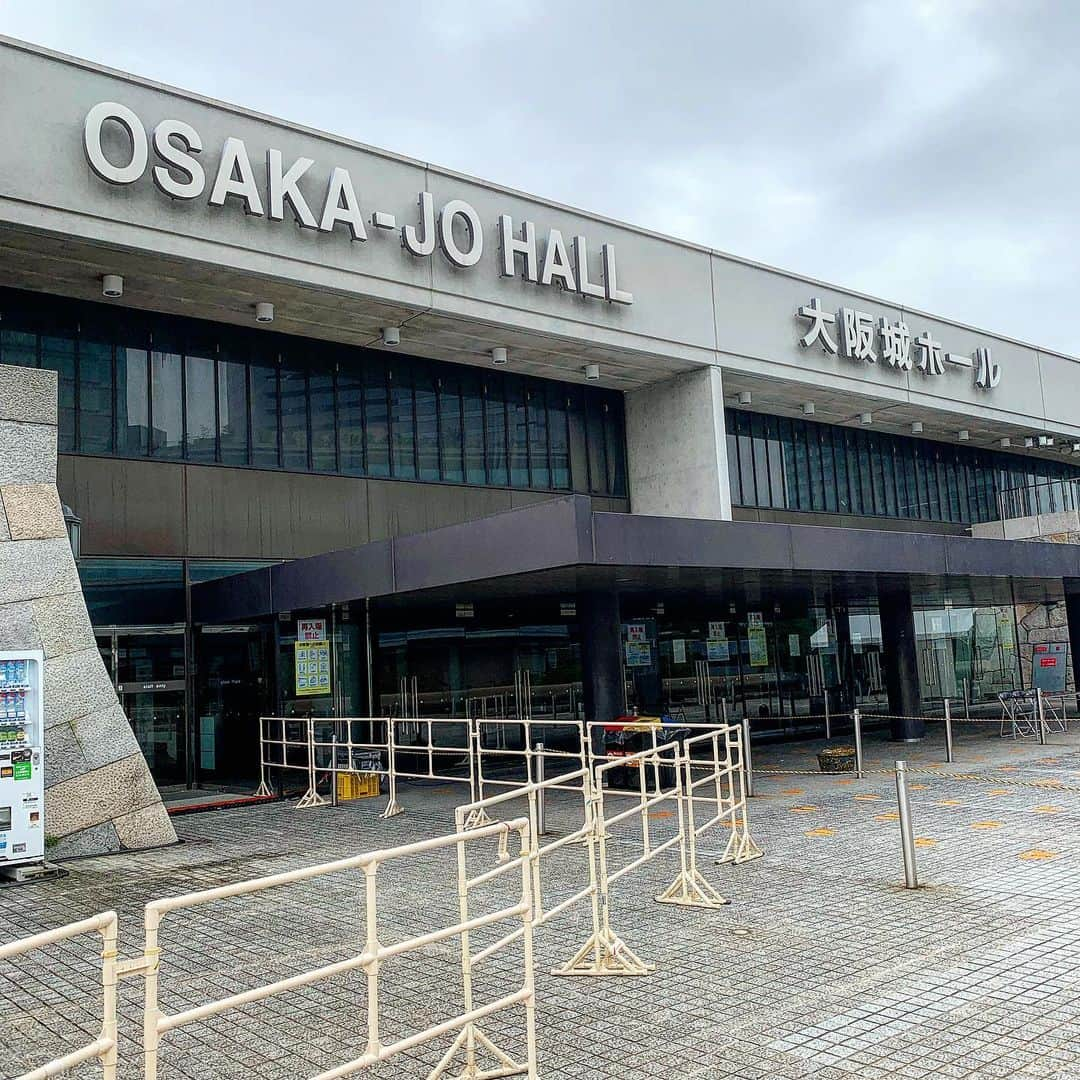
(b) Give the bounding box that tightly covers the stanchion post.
[944,698,954,764]
[894,760,918,889]
[740,716,754,798]
[534,741,546,837]
[963,677,970,720]
[853,708,864,779]
[824,693,831,741]
[1037,687,1048,745]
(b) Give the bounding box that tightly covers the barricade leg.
[380,728,405,819]
[462,724,494,830]
[718,727,763,866]
[430,830,532,1078]
[656,747,729,909]
[253,719,274,797]
[552,781,653,978]
[296,720,331,810]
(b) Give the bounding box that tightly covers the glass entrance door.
[112,628,188,787]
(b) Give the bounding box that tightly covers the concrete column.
[579,590,624,753]
[624,366,732,520]
[878,583,924,740]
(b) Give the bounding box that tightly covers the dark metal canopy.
[192,496,1080,622]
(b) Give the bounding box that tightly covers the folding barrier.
[128,818,537,1080]
[473,718,589,808]
[454,764,602,976]
[561,742,688,976]
[0,910,119,1080]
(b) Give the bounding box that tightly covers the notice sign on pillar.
[295,641,331,696]
[297,618,327,642]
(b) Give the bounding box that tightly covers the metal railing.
[137,819,537,1079]
[0,911,119,1080]
[996,476,1080,521]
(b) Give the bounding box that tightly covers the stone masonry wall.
[0,364,175,858]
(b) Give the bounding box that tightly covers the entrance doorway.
[97,626,188,787]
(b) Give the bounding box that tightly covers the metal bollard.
[963,677,970,720]
[1037,688,1047,746]
[944,698,954,764]
[824,693,831,741]
[534,741,547,836]
[894,760,919,889]
[853,708,864,780]
[740,716,755,798]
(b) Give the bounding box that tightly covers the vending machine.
[0,650,44,867]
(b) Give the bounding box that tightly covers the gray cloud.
[4,0,1078,351]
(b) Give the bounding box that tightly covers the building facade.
[4,36,1080,797]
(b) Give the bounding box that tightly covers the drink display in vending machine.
[0,650,44,869]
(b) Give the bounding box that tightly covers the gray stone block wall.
[0,365,175,858]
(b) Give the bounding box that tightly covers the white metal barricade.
[0,911,120,1080]
[386,717,479,819]
[130,819,537,1080]
[454,764,602,975]
[560,742,688,977]
[473,718,589,804]
[255,716,321,801]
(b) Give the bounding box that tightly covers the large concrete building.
[3,36,1080,818]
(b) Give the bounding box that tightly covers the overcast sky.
[5,1,1078,353]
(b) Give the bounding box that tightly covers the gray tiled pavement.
[3,721,1080,1078]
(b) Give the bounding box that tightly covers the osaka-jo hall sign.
[82,101,634,305]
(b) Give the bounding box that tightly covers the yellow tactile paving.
[934,799,962,807]
[1019,849,1058,861]
[874,812,899,822]
[779,788,804,796]
[1033,805,1061,814]
[914,838,937,848]
[853,794,881,802]
[987,789,1014,796]
[971,821,1003,830]
[790,806,820,814]
[804,827,835,838]
[909,783,929,791]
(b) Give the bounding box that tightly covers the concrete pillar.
[579,590,624,753]
[624,366,732,520]
[878,584,924,740]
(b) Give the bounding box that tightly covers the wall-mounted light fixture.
[738,390,752,405]
[381,326,400,346]
[860,412,873,425]
[584,363,600,381]
[911,421,923,434]
[801,402,815,416]
[491,346,508,366]
[102,274,123,298]
[254,301,274,323]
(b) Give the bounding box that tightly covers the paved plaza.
[4,721,1080,1079]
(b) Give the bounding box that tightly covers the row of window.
[726,409,1080,524]
[0,287,628,497]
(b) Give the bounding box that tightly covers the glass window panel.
[462,372,485,485]
[780,418,799,509]
[763,415,785,509]
[856,431,873,515]
[527,386,550,489]
[585,392,607,495]
[605,397,627,498]
[727,428,742,504]
[1,329,37,368]
[567,388,588,492]
[737,412,756,507]
[184,353,216,463]
[548,386,570,490]
[249,359,279,469]
[794,421,812,511]
[508,380,529,488]
[338,367,364,475]
[808,424,826,512]
[414,370,439,481]
[390,369,417,479]
[78,340,113,455]
[309,364,335,473]
[364,361,390,477]
[484,380,508,486]
[149,347,182,459]
[439,373,464,483]
[883,441,898,517]
[40,335,76,452]
[117,345,149,457]
[830,426,847,513]
[217,350,249,466]
[280,361,309,470]
[820,425,839,513]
